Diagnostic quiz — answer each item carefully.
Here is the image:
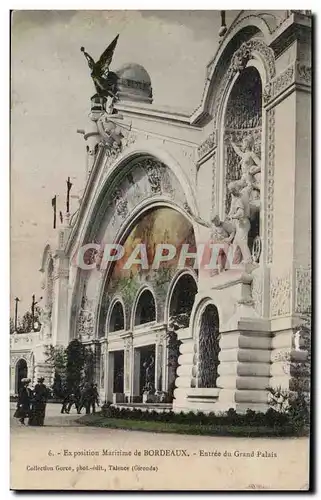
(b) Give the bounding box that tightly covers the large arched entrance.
[198,304,220,388]
[15,358,28,394]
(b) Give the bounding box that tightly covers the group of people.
[14,378,100,427]
[14,377,48,426]
[60,382,100,415]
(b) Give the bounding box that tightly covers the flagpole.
[66,177,72,215]
[52,195,57,229]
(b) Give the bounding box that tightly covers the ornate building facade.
[10,10,311,413]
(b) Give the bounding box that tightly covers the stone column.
[123,335,133,402]
[51,246,70,347]
[100,341,107,402]
[155,330,166,391]
[132,348,141,400]
[107,351,114,402]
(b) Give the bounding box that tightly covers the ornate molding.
[263,62,311,104]
[270,271,291,318]
[211,150,217,221]
[156,330,167,344]
[294,267,311,314]
[102,130,137,175]
[266,108,275,264]
[197,131,217,161]
[296,62,312,87]
[53,268,70,280]
[113,187,129,220]
[263,64,295,104]
[124,335,133,350]
[213,38,276,129]
[77,294,95,338]
[143,158,162,194]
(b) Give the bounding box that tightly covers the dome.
[115,63,153,104]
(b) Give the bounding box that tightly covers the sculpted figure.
[229,135,261,192]
[81,35,119,99]
[143,355,155,393]
[227,181,252,264]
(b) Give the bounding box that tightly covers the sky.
[11,9,239,317]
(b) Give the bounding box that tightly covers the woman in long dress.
[14,378,31,425]
[29,377,48,426]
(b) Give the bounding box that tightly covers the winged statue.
[81,34,119,99]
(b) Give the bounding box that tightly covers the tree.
[83,347,95,384]
[44,344,67,398]
[10,318,15,334]
[66,339,85,392]
[16,307,41,333]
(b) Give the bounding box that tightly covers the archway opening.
[135,290,156,326]
[167,273,198,401]
[198,304,220,388]
[109,301,125,332]
[224,66,262,260]
[15,358,28,394]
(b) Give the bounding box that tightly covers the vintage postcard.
[10,9,311,491]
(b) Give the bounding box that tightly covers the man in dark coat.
[14,378,31,425]
[77,382,91,415]
[29,377,48,426]
[90,383,100,414]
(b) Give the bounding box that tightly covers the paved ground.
[10,403,310,491]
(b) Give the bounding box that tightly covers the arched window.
[198,304,220,388]
[135,290,156,326]
[109,301,125,332]
[169,273,197,328]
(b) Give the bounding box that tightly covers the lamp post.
[14,297,20,332]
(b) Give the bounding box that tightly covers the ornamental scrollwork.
[295,267,311,314]
[77,295,95,337]
[263,65,295,104]
[266,108,275,264]
[270,272,291,318]
[113,187,128,219]
[263,62,311,104]
[197,131,217,160]
[296,63,312,87]
[143,158,162,194]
